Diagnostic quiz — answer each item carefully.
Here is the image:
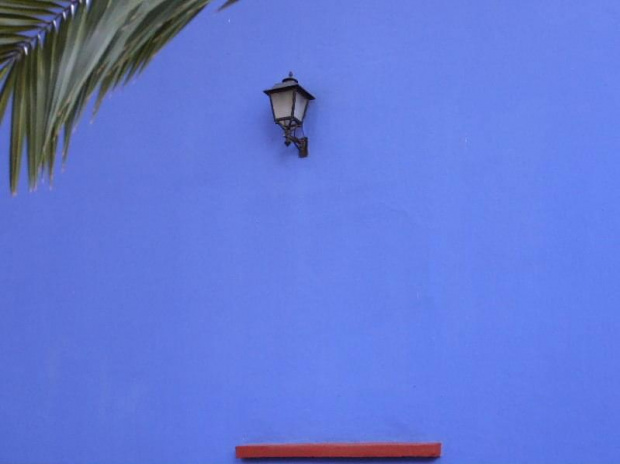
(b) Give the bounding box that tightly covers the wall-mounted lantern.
[264,72,315,158]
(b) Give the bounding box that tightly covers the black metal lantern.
[264,72,315,158]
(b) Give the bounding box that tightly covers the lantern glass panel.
[270,90,294,121]
[293,91,308,122]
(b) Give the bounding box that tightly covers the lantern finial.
[283,71,298,83]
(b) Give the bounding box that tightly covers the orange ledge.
[236,442,442,459]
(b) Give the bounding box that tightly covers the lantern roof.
[264,72,315,100]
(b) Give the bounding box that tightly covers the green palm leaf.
[0,0,240,194]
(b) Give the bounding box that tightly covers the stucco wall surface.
[1,1,620,463]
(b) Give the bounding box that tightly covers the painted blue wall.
[2,1,620,462]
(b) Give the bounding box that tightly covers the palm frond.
[0,0,233,194]
[218,0,240,11]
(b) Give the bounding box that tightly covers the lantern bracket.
[284,128,308,158]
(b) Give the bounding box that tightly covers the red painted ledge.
[236,442,442,459]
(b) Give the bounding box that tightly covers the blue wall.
[2,1,620,462]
